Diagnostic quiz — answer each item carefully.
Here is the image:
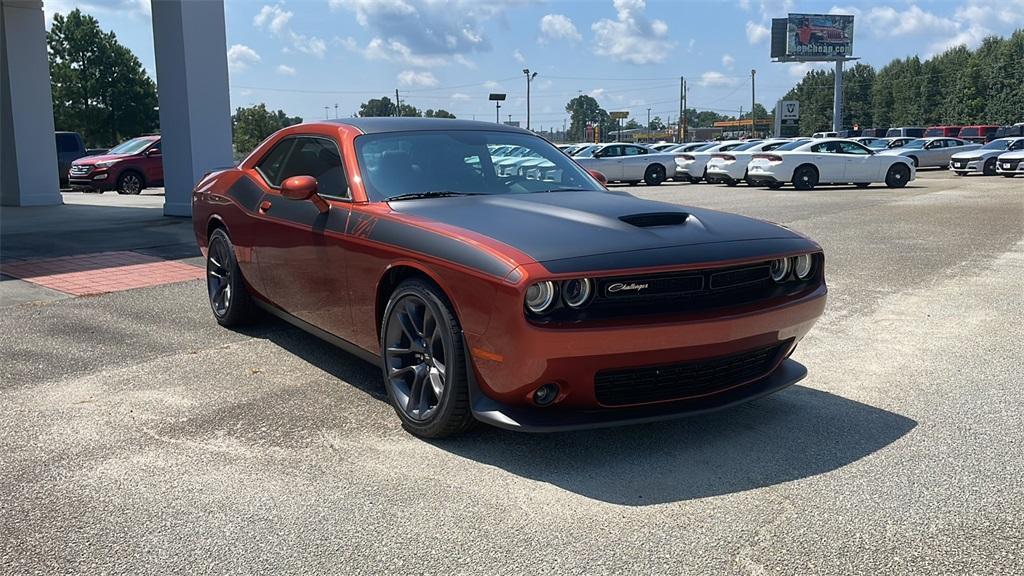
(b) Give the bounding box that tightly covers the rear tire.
[885,163,911,188]
[206,228,257,327]
[725,179,738,187]
[381,279,474,438]
[982,158,997,176]
[117,171,144,195]
[792,165,818,190]
[644,164,666,186]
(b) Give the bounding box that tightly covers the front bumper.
[950,158,983,174]
[996,159,1023,175]
[466,282,826,430]
[69,171,111,191]
[470,357,808,432]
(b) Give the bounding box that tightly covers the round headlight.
[562,278,593,308]
[524,281,556,314]
[793,254,813,280]
[769,258,791,283]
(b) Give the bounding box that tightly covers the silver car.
[573,143,677,186]
[879,137,981,168]
[950,137,1024,176]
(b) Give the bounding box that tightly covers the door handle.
[259,200,272,213]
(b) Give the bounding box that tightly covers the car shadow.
[435,387,916,505]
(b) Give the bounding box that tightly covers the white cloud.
[539,13,582,43]
[227,44,261,73]
[254,3,327,59]
[276,64,297,76]
[254,4,292,35]
[451,93,471,101]
[787,61,829,79]
[483,80,503,90]
[45,0,149,25]
[398,70,440,87]
[859,2,1021,55]
[513,49,526,64]
[346,37,448,67]
[592,0,674,65]
[745,21,770,44]
[829,5,860,17]
[863,5,958,37]
[698,71,738,88]
[589,88,607,99]
[722,53,735,69]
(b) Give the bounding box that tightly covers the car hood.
[71,153,131,165]
[389,191,811,272]
[950,150,997,160]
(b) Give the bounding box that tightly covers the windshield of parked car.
[572,146,598,158]
[356,130,602,201]
[107,137,154,155]
[901,139,927,149]
[980,139,1012,150]
[731,142,762,152]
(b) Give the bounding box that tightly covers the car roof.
[322,117,532,135]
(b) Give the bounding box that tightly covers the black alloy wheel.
[644,164,666,186]
[206,228,256,326]
[885,163,911,188]
[117,171,143,195]
[793,165,818,190]
[381,279,473,438]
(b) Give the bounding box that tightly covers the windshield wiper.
[385,191,482,202]
[529,187,591,193]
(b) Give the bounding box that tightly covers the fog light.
[533,383,559,406]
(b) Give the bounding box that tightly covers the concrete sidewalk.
[1,190,200,306]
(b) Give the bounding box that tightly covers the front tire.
[644,164,666,186]
[117,171,144,195]
[206,228,257,326]
[983,158,997,176]
[381,279,474,438]
[793,165,818,190]
[885,163,911,188]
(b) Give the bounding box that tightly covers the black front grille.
[594,342,786,406]
[1001,159,1021,170]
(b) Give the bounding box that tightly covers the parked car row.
[829,123,1023,143]
[949,137,1024,177]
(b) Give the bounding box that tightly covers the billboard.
[775,13,854,60]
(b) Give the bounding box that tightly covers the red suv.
[958,125,999,143]
[923,126,963,138]
[68,135,163,194]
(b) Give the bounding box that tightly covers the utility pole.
[324,106,329,119]
[833,58,844,132]
[334,103,338,119]
[751,69,756,138]
[523,69,538,130]
[395,89,401,117]
[679,76,688,143]
[646,108,651,142]
[508,114,512,124]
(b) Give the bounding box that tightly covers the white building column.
[1,0,62,207]
[151,0,232,217]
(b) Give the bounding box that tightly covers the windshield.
[731,142,762,152]
[901,139,927,149]
[108,137,154,155]
[772,140,809,152]
[355,130,601,201]
[692,143,717,152]
[572,145,598,158]
[981,139,1011,150]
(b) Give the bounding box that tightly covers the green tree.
[623,119,641,130]
[565,95,605,141]
[425,109,456,118]
[47,9,159,147]
[359,97,396,117]
[648,116,665,130]
[231,104,302,158]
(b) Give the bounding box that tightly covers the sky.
[43,0,1024,131]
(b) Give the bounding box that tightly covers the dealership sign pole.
[770,13,856,134]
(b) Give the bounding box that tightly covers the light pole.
[523,68,537,130]
[646,108,651,142]
[750,69,757,138]
[489,93,506,124]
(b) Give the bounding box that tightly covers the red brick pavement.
[1,251,204,296]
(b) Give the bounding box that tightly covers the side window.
[623,146,641,156]
[256,138,295,187]
[277,137,350,199]
[602,146,621,157]
[839,141,870,155]
[811,142,839,153]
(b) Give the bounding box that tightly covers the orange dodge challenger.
[193,118,826,438]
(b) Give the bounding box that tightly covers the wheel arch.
[793,162,819,180]
[375,263,455,342]
[118,167,146,187]
[206,215,228,244]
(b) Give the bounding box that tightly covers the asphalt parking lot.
[2,171,1023,574]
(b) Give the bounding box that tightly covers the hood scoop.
[619,212,689,228]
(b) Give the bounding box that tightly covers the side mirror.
[588,169,608,187]
[281,175,329,213]
[146,148,161,157]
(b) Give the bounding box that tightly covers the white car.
[746,138,916,190]
[996,149,1024,177]
[812,131,838,138]
[675,140,753,183]
[878,137,981,168]
[706,139,805,186]
[573,143,678,185]
[950,137,1024,176]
